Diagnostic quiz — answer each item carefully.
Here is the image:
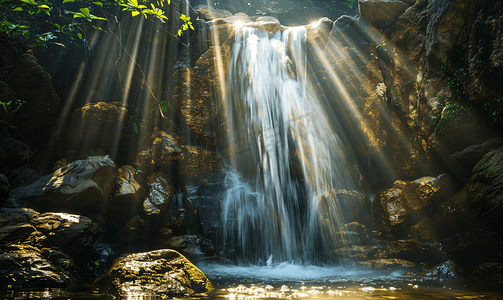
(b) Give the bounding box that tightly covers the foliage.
[0,99,27,114]
[0,0,193,52]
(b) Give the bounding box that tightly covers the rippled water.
[2,264,501,299]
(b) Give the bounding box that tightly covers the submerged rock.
[7,156,116,215]
[470,262,503,284]
[95,249,213,297]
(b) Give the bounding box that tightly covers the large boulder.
[0,246,67,289]
[466,148,503,233]
[30,212,102,257]
[359,0,411,29]
[60,102,134,163]
[95,249,213,297]
[373,174,457,239]
[1,53,60,134]
[7,156,116,215]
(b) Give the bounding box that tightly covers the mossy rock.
[95,249,213,298]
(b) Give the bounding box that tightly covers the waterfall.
[221,24,360,264]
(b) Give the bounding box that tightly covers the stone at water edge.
[422,260,457,278]
[470,262,503,283]
[358,258,415,269]
[7,156,116,215]
[95,249,213,297]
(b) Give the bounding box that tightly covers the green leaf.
[92,1,103,6]
[53,42,65,47]
[90,16,107,20]
[131,10,139,17]
[160,104,166,112]
[129,0,138,7]
[38,4,50,9]
[13,7,23,11]
[63,0,74,3]
[79,7,90,17]
[77,32,82,39]
[133,123,138,134]
[73,12,86,18]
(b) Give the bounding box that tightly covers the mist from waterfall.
[221,24,360,264]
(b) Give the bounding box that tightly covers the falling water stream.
[220,24,360,264]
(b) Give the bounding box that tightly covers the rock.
[178,146,222,178]
[0,129,35,179]
[408,217,434,242]
[143,172,176,216]
[358,258,415,269]
[8,156,117,215]
[3,53,60,134]
[470,262,503,283]
[306,18,333,46]
[359,0,411,29]
[466,148,503,232]
[394,174,457,211]
[451,138,503,172]
[104,165,146,232]
[156,234,214,259]
[133,131,183,169]
[373,174,457,239]
[95,249,213,297]
[117,215,150,250]
[320,189,371,226]
[0,208,48,247]
[0,173,10,203]
[173,45,231,146]
[372,187,411,239]
[422,260,457,278]
[335,222,371,246]
[417,230,503,269]
[432,188,491,240]
[60,102,134,163]
[30,212,102,257]
[0,246,67,289]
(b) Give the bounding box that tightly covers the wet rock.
[0,208,47,247]
[7,156,117,215]
[422,260,457,278]
[178,146,222,178]
[104,165,146,232]
[320,189,371,226]
[173,45,231,146]
[143,172,176,216]
[306,18,333,46]
[133,131,183,169]
[336,222,371,246]
[164,208,189,229]
[156,234,214,259]
[372,187,411,239]
[95,249,213,297]
[30,212,102,257]
[0,246,67,289]
[60,102,134,163]
[470,262,503,283]
[184,171,224,239]
[194,5,232,21]
[2,53,60,134]
[373,174,457,239]
[394,174,457,211]
[466,148,503,232]
[359,0,411,29]
[358,258,415,269]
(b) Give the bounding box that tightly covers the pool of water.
[1,264,502,299]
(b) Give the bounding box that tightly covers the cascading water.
[221,23,361,264]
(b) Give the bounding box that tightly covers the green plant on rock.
[0,99,27,114]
